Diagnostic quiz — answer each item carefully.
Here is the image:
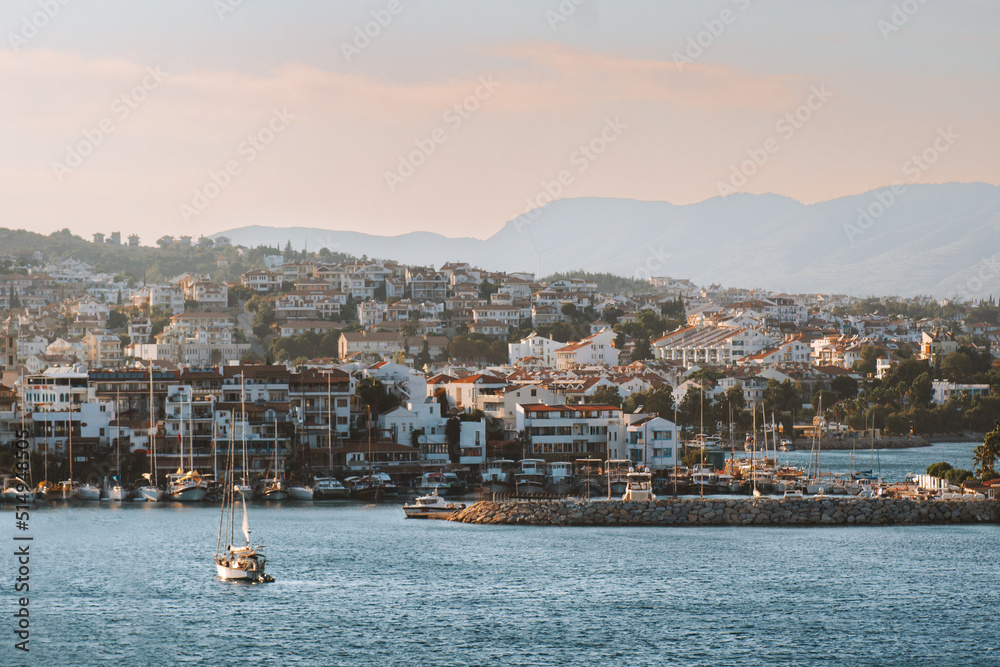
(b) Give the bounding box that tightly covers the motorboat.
[779,439,793,452]
[313,476,349,500]
[622,470,656,502]
[403,490,466,519]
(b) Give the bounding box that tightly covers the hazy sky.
[2,0,997,242]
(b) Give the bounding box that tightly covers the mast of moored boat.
[327,372,333,472]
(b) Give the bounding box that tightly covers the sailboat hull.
[216,563,258,580]
[137,487,163,502]
[288,487,313,500]
[108,487,129,501]
[75,485,102,501]
[170,487,207,502]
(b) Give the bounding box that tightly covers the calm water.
[5,443,999,667]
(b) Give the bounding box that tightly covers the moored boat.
[313,476,349,499]
[403,489,466,519]
[514,459,547,495]
[482,459,515,494]
[167,470,208,502]
[288,484,314,500]
[546,461,574,495]
[622,469,656,502]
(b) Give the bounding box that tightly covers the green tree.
[908,372,933,409]
[831,375,858,400]
[973,421,1000,480]
[588,385,622,406]
[445,416,462,465]
[926,461,953,477]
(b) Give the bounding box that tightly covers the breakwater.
[450,497,1000,526]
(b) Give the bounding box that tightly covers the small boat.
[49,480,79,501]
[373,472,400,497]
[75,482,102,501]
[783,489,804,499]
[214,487,272,582]
[346,474,385,501]
[622,470,656,502]
[403,490,465,519]
[167,470,208,502]
[313,476,349,500]
[136,473,164,502]
[288,484,313,500]
[107,482,129,502]
[258,477,288,501]
[3,476,35,504]
[779,439,793,452]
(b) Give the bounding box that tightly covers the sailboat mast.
[327,373,333,472]
[149,365,157,486]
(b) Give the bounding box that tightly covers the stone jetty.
[449,497,1000,527]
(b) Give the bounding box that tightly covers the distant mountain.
[212,182,1000,298]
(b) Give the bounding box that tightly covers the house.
[515,403,622,461]
[653,325,775,368]
[82,330,123,369]
[240,269,282,294]
[279,321,344,338]
[554,330,619,369]
[509,333,561,368]
[614,414,678,470]
[337,331,405,359]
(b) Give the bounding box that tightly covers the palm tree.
[973,421,1000,480]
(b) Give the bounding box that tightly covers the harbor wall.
[450,497,1000,527]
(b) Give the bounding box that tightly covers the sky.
[1,0,997,243]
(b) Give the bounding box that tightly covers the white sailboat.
[215,429,273,582]
[167,390,207,502]
[108,388,128,501]
[137,366,164,502]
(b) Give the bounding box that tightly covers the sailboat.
[137,366,164,502]
[166,390,207,502]
[108,388,128,501]
[348,406,384,501]
[214,427,273,583]
[259,419,288,500]
[312,373,346,499]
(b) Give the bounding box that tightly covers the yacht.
[257,477,288,501]
[345,474,385,501]
[313,476,349,500]
[779,439,793,452]
[622,469,656,502]
[75,482,102,501]
[403,490,466,519]
[417,471,463,496]
[167,470,208,502]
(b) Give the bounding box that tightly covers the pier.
[450,497,1000,527]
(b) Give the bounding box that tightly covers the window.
[530,389,537,397]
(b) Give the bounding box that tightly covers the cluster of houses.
[0,242,996,477]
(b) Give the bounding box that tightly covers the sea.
[5,441,998,666]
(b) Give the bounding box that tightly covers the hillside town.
[1,230,999,493]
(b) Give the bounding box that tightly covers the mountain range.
[212,182,1000,299]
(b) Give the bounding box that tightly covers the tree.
[908,372,933,409]
[445,416,462,465]
[926,461,953,477]
[811,390,838,413]
[973,421,1000,480]
[589,385,622,406]
[631,338,652,361]
[831,375,858,401]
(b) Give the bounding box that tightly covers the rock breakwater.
[450,497,1000,527]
